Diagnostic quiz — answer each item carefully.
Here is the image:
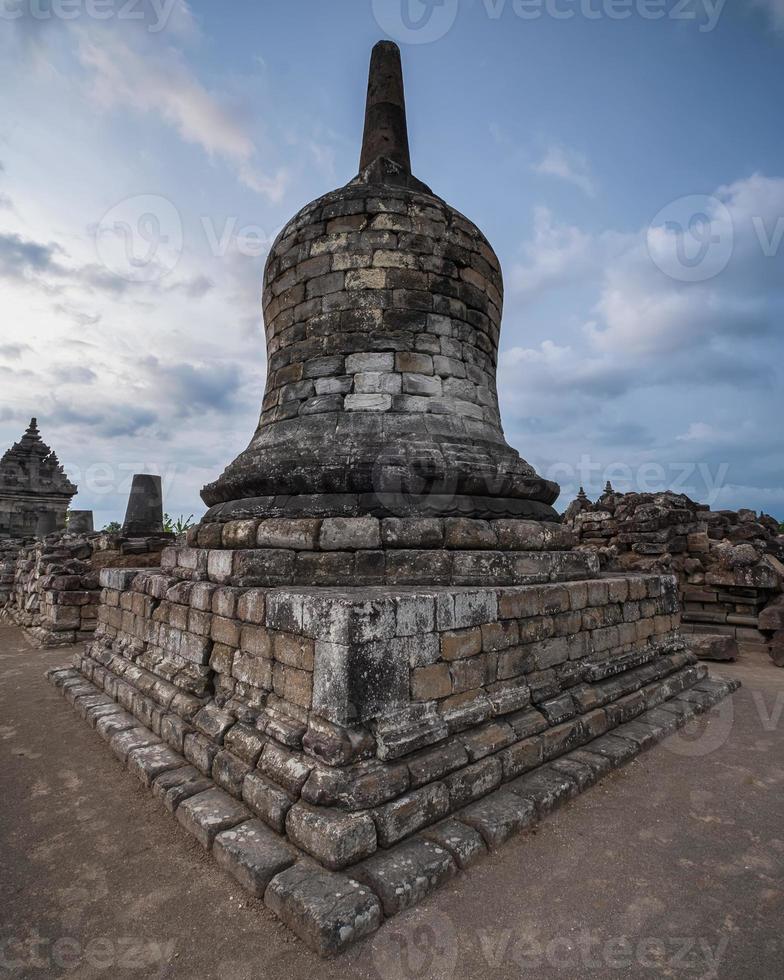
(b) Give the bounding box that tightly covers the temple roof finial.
[359,41,411,174]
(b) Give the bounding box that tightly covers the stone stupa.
[53,42,737,957]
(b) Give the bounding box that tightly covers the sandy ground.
[1,623,782,980]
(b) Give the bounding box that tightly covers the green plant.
[102,521,121,533]
[164,513,195,534]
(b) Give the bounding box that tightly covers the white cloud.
[532,144,596,197]
[75,30,287,202]
[509,207,597,295]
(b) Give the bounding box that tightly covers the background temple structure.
[48,42,738,956]
[0,419,76,539]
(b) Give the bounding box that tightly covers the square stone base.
[49,662,738,956]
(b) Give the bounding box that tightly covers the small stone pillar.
[35,512,59,537]
[68,510,94,534]
[122,474,164,536]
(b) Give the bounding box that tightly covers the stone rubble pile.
[564,488,784,664]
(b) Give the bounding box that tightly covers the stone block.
[264,865,382,957]
[319,517,381,551]
[176,787,250,849]
[507,767,579,816]
[286,802,377,870]
[443,756,502,809]
[110,726,159,765]
[371,782,450,847]
[214,819,297,897]
[152,765,213,813]
[212,749,253,798]
[242,771,296,834]
[350,837,456,917]
[458,789,536,848]
[420,818,487,869]
[127,744,186,787]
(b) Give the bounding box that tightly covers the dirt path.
[1,625,781,979]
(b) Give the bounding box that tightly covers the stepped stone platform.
[49,42,740,956]
[48,657,737,955]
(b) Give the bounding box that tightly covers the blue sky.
[1,0,782,526]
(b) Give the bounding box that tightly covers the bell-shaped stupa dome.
[202,42,559,521]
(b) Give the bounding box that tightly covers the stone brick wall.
[2,531,172,647]
[4,534,100,646]
[80,566,692,869]
[89,570,681,767]
[0,539,18,606]
[163,517,593,588]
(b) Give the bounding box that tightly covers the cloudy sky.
[1,0,782,527]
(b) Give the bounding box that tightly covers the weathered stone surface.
[350,837,457,916]
[371,782,450,847]
[110,726,159,765]
[685,633,738,662]
[152,765,213,813]
[242,771,296,834]
[96,710,138,740]
[578,733,638,767]
[176,787,250,849]
[212,749,252,798]
[213,819,297,896]
[458,789,536,848]
[443,757,502,809]
[127,744,186,787]
[507,767,578,816]
[420,818,487,868]
[286,802,377,870]
[265,865,382,957]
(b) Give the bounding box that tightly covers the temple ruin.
[0,418,76,539]
[48,43,739,956]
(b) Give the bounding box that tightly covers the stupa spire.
[359,41,411,173]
